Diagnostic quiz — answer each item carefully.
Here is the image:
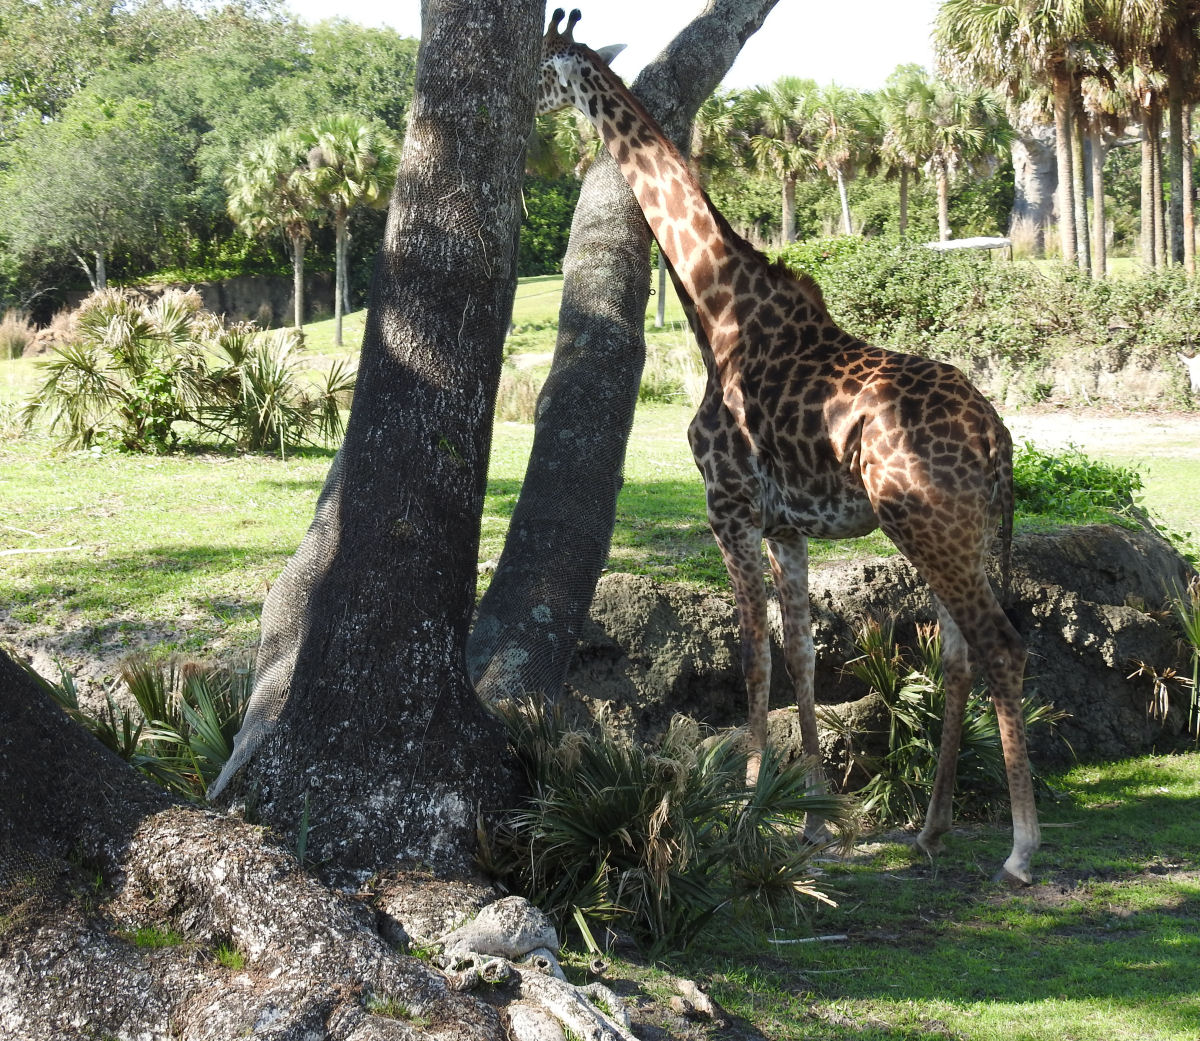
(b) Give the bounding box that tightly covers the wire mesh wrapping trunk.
[467,0,781,705]
[208,0,543,879]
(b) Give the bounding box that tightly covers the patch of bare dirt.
[1003,405,1200,459]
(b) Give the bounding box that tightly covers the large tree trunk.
[1052,67,1077,263]
[1089,121,1107,280]
[1168,52,1185,267]
[0,649,504,1039]
[210,0,543,880]
[1141,105,1157,271]
[291,232,307,329]
[2,648,637,1041]
[467,0,780,706]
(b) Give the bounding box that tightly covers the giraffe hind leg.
[916,599,973,857]
[923,576,1037,883]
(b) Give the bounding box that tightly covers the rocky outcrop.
[564,525,1197,765]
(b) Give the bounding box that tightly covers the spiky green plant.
[22,289,353,455]
[22,288,210,451]
[485,701,855,953]
[40,657,251,800]
[831,619,1066,827]
[1169,577,1200,740]
[203,325,353,454]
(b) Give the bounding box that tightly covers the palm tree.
[811,84,871,236]
[304,114,401,347]
[878,66,934,237]
[880,67,1012,242]
[937,0,1087,262]
[747,77,819,244]
[227,130,318,331]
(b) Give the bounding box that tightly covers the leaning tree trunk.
[210,0,544,881]
[467,0,781,706]
[1052,67,1077,264]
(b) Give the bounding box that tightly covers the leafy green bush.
[484,700,856,953]
[825,620,1065,827]
[22,288,353,454]
[518,176,581,276]
[776,237,1200,388]
[1012,441,1143,522]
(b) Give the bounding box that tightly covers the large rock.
[564,525,1197,765]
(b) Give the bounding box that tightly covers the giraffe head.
[537,8,625,116]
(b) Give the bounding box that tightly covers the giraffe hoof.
[915,831,942,858]
[992,866,1032,888]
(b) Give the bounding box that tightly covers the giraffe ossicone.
[538,9,1040,884]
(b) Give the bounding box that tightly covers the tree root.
[1,808,648,1041]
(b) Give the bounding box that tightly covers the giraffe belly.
[760,470,879,540]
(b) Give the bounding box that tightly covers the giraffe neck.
[567,53,741,328]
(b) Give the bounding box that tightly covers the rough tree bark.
[467,0,781,705]
[206,0,549,880]
[0,650,507,1040]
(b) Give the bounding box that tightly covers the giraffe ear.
[595,44,626,65]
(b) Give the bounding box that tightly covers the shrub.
[825,620,1065,828]
[21,289,353,454]
[484,700,856,953]
[776,236,1200,387]
[1012,441,1143,523]
[203,324,353,453]
[0,309,35,359]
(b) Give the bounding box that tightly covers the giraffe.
[537,9,1039,884]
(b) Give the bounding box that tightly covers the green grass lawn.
[3,285,1198,675]
[573,749,1200,1041]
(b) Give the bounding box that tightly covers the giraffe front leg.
[766,536,831,844]
[711,523,771,784]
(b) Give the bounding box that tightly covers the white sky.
[283,1,942,91]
